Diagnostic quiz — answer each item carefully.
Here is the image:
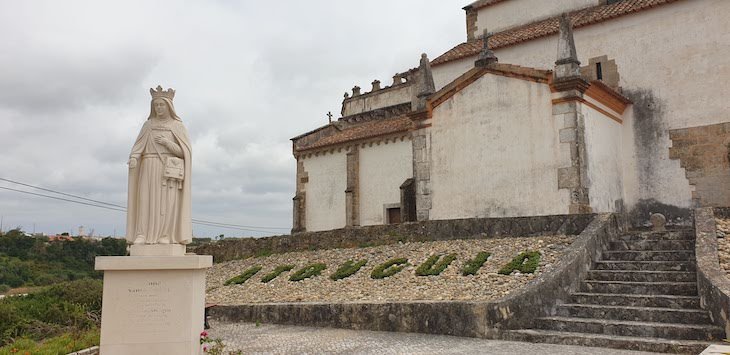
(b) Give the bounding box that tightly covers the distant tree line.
[0,229,126,289]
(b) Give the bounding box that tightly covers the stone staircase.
[505,229,725,354]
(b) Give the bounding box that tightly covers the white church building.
[291,0,730,233]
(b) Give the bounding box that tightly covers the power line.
[0,178,125,208]
[0,179,289,234]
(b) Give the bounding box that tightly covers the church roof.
[434,0,682,66]
[463,0,509,11]
[293,116,413,153]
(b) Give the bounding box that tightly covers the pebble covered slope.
[206,235,575,305]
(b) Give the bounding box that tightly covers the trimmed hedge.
[415,254,457,276]
[371,258,408,279]
[462,252,491,276]
[290,263,327,282]
[498,251,541,275]
[261,265,294,283]
[224,266,262,286]
[330,260,367,281]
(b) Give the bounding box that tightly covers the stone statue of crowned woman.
[126,86,192,245]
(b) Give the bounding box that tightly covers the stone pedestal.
[95,250,212,355]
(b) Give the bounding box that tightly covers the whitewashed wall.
[342,85,412,116]
[476,0,599,33]
[583,103,624,212]
[429,74,570,220]
[359,139,413,226]
[436,0,730,213]
[302,152,347,232]
[432,57,475,91]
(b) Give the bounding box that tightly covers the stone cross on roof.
[475,29,498,67]
[327,111,333,124]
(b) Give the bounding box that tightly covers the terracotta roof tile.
[295,116,413,152]
[464,0,509,10]
[435,0,682,66]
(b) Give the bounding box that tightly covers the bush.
[371,258,408,279]
[260,265,294,283]
[0,284,9,294]
[415,254,457,276]
[289,263,327,282]
[498,251,541,275]
[330,260,367,281]
[462,252,491,276]
[224,266,262,286]
[0,327,99,354]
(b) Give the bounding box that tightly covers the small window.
[596,62,603,80]
[387,207,402,224]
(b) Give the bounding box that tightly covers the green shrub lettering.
[498,251,541,275]
[462,252,491,276]
[415,254,457,276]
[289,263,327,282]
[261,264,295,283]
[371,258,408,279]
[330,260,367,281]
[224,266,262,286]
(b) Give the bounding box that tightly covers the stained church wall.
[428,74,570,220]
[358,139,413,226]
[583,103,624,213]
[474,0,600,34]
[436,0,730,218]
[302,152,347,232]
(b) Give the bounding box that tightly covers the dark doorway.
[387,207,402,224]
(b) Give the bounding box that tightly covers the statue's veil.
[147,97,181,121]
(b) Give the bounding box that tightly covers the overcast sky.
[0,1,467,238]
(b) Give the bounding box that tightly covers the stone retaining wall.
[195,214,595,262]
[209,214,622,338]
[695,207,730,336]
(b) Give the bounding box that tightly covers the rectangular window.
[596,62,603,81]
[387,207,401,224]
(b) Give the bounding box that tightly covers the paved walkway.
[209,321,666,355]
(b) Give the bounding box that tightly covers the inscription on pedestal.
[125,280,173,333]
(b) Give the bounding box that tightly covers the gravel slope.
[206,235,575,304]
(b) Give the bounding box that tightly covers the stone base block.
[95,255,212,355]
[130,244,187,256]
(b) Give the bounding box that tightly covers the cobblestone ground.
[209,321,666,355]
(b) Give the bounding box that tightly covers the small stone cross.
[327,111,333,124]
[480,29,493,50]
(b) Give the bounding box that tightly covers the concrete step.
[569,292,701,309]
[587,270,696,282]
[601,250,695,262]
[504,329,715,354]
[534,316,724,340]
[593,260,695,272]
[581,280,698,296]
[609,239,694,251]
[619,230,695,241]
[556,304,711,324]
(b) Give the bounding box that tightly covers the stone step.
[587,270,696,282]
[534,316,724,340]
[569,292,701,309]
[504,329,715,354]
[608,239,694,251]
[556,304,711,324]
[593,260,696,272]
[620,230,695,241]
[601,250,695,262]
[581,280,698,296]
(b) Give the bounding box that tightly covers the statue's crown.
[150,85,175,101]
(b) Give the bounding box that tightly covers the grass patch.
[260,265,294,283]
[462,252,491,276]
[498,251,541,275]
[224,266,262,286]
[0,328,99,355]
[254,249,272,258]
[415,254,457,276]
[371,258,408,279]
[289,263,327,282]
[329,260,367,281]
